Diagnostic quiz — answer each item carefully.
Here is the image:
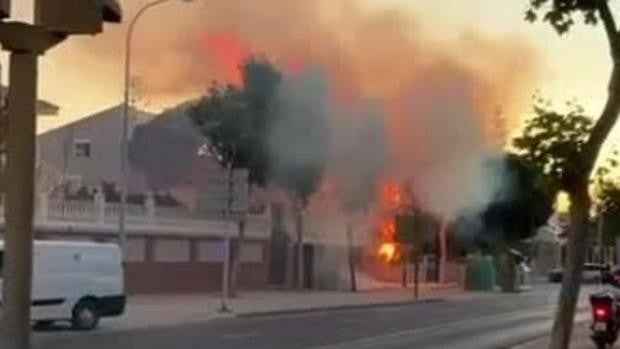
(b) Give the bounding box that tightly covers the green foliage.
[599,179,620,213]
[525,0,599,34]
[191,83,250,167]
[189,57,282,187]
[597,172,620,244]
[241,57,283,186]
[512,98,592,193]
[191,58,328,208]
[481,154,554,245]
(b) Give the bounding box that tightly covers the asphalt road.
[32,284,593,349]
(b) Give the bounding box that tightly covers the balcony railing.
[0,194,271,239]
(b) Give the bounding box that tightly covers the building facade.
[37,105,153,193]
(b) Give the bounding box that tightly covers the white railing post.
[94,190,105,224]
[145,191,155,223]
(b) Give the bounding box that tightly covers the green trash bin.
[465,254,497,291]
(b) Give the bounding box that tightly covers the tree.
[525,2,620,348]
[481,154,554,291]
[333,105,388,291]
[594,153,620,247]
[268,68,331,290]
[513,99,592,195]
[482,155,553,243]
[189,56,282,295]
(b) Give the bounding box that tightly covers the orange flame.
[380,218,395,241]
[377,216,399,263]
[202,33,248,85]
[378,242,397,263]
[380,182,406,210]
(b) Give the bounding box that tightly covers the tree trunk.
[346,220,357,292]
[229,220,245,297]
[229,181,251,297]
[548,185,590,349]
[295,205,304,291]
[438,220,448,284]
[548,61,620,349]
[402,247,408,289]
[413,247,420,299]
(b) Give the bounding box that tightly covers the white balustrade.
[0,193,271,239]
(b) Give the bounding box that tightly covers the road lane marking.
[310,305,592,349]
[308,305,571,349]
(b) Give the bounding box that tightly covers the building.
[37,104,153,193]
[30,104,464,294]
[32,104,274,294]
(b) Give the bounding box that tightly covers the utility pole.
[597,214,605,264]
[346,218,357,292]
[438,219,448,284]
[0,23,65,349]
[0,2,121,348]
[296,202,304,290]
[119,0,194,259]
[219,157,233,313]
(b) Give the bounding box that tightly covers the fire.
[380,218,396,241]
[378,242,397,263]
[374,183,407,264]
[377,216,399,263]
[202,33,249,85]
[380,182,406,209]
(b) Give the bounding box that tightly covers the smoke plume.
[63,0,539,219]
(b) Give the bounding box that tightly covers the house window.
[73,139,91,158]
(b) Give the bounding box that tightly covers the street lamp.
[119,0,195,255]
[197,142,235,313]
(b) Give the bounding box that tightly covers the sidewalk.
[97,283,462,332]
[514,324,592,349]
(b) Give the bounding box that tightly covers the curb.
[236,297,445,319]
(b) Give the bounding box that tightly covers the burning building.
[60,0,541,291]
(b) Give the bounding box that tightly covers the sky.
[6,0,620,156]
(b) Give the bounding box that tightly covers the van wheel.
[72,299,100,331]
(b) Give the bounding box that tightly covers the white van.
[0,240,126,330]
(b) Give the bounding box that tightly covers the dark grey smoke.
[267,67,331,205]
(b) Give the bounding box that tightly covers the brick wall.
[33,229,270,294]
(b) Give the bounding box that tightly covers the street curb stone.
[236,298,446,319]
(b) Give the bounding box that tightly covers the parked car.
[548,263,608,283]
[0,240,126,330]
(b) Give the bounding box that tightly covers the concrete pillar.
[1,51,38,349]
